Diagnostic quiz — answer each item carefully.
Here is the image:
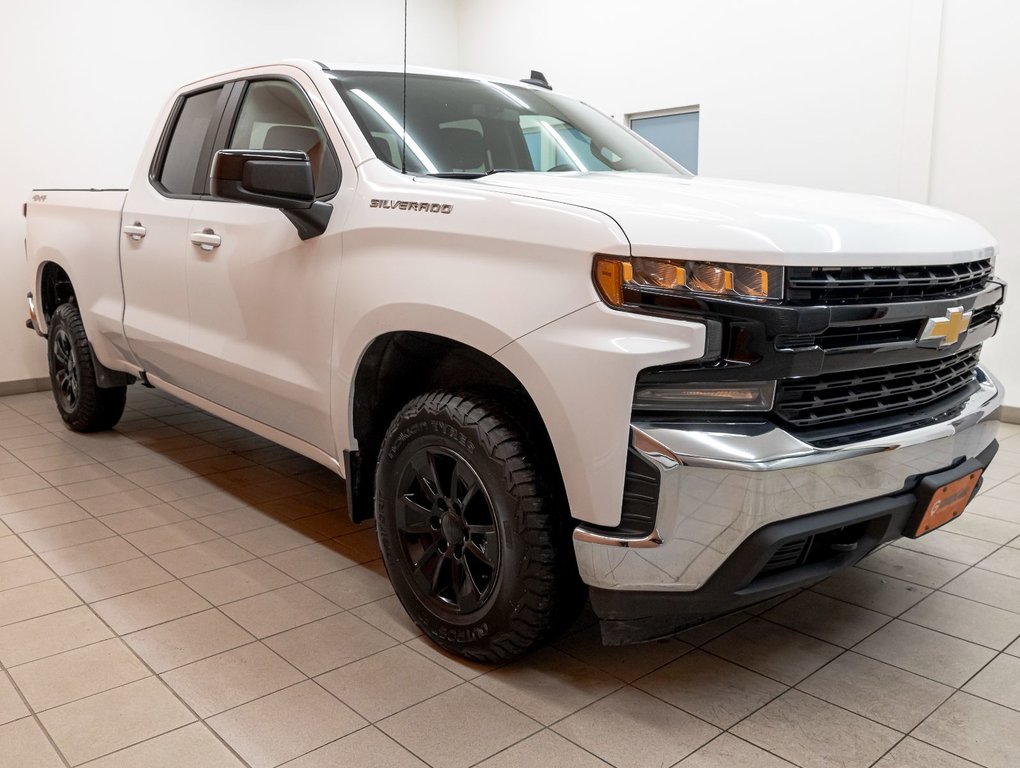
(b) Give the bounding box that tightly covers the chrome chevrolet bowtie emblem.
[918,307,972,348]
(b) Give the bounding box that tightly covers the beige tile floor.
[1,386,1020,768]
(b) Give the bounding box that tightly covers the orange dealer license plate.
[911,469,983,538]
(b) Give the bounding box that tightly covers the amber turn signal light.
[594,257,633,307]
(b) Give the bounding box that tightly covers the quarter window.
[158,87,224,195]
[229,80,340,197]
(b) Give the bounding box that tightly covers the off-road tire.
[47,302,126,432]
[375,390,584,662]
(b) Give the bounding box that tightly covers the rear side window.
[229,80,340,198]
[158,87,223,195]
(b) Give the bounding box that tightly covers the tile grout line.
[897,694,1000,768]
[463,650,727,767]
[72,591,258,768]
[800,531,1020,763]
[680,609,955,743]
[73,722,236,768]
[761,594,1016,689]
[17,398,266,767]
[894,604,1020,653]
[11,542,376,668]
[32,504,356,579]
[464,725,616,768]
[0,664,74,768]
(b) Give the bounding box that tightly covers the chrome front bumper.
[573,368,1003,592]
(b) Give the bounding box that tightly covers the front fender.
[493,303,707,527]
[332,167,632,458]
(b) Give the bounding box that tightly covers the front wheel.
[375,390,583,662]
[47,302,126,432]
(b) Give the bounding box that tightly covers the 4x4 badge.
[918,307,972,348]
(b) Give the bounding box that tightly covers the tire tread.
[378,389,583,662]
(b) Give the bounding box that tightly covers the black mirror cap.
[210,149,315,210]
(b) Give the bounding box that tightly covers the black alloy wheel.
[395,446,500,614]
[51,327,81,412]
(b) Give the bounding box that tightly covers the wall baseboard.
[1002,405,1020,426]
[0,377,51,397]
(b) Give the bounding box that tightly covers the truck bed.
[25,189,134,373]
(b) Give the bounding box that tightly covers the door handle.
[190,229,221,251]
[123,223,146,241]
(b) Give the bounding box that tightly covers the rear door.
[179,75,346,452]
[120,85,231,383]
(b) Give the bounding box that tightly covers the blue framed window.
[629,108,700,174]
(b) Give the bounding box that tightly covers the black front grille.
[813,318,924,350]
[786,259,993,305]
[792,304,1000,352]
[774,348,981,429]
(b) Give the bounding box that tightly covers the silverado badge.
[370,199,453,214]
[918,306,972,348]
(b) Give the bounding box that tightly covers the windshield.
[331,71,688,177]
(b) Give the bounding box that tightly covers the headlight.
[594,255,784,306]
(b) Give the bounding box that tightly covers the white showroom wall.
[456,0,1017,406]
[0,0,458,387]
[928,0,1020,409]
[456,0,941,200]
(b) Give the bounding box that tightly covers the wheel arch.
[344,331,568,524]
[36,260,77,334]
[36,259,133,389]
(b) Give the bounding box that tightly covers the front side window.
[229,80,340,197]
[158,87,223,195]
[332,71,686,177]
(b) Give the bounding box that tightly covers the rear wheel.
[47,302,126,432]
[375,390,583,662]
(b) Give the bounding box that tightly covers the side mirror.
[211,149,314,209]
[210,149,332,240]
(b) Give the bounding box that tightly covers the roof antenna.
[401,0,408,174]
[521,70,553,90]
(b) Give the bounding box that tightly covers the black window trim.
[149,75,342,202]
[197,81,244,196]
[148,83,233,200]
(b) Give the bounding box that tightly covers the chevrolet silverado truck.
[23,60,1005,661]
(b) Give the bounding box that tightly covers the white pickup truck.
[24,60,1005,661]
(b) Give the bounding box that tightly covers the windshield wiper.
[427,168,523,179]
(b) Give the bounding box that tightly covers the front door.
[180,77,345,453]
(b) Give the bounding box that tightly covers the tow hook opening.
[755,521,870,580]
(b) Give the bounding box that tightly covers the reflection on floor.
[1,386,1020,768]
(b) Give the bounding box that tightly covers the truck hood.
[471,173,995,265]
